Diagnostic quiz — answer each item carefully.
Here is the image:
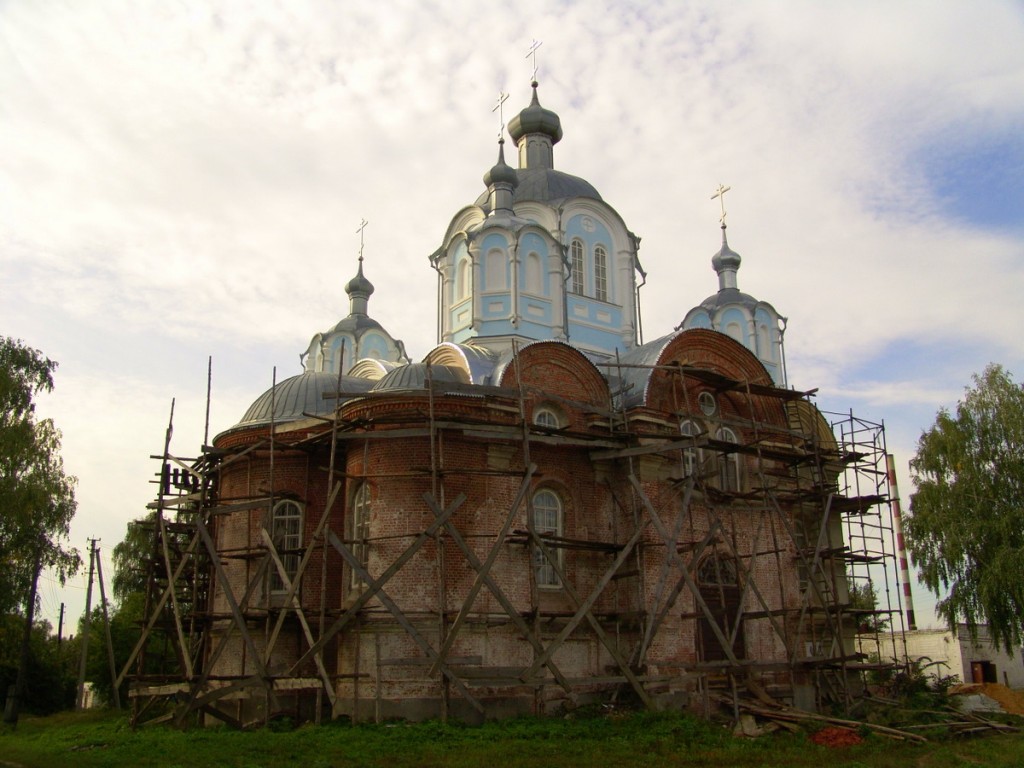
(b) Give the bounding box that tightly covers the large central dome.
[474,168,602,209]
[431,81,643,361]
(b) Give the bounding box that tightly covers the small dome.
[370,363,469,392]
[508,83,563,147]
[345,263,374,298]
[711,228,742,273]
[232,372,376,429]
[329,314,384,335]
[697,288,761,313]
[483,140,519,188]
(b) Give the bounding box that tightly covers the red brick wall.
[205,333,812,718]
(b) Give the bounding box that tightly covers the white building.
[863,625,1024,688]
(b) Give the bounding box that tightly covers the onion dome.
[483,139,519,215]
[711,225,742,291]
[301,255,409,375]
[483,139,519,188]
[508,82,563,148]
[345,262,375,301]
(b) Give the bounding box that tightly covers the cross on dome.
[356,218,368,265]
[526,39,542,84]
[711,184,731,227]
[492,90,510,142]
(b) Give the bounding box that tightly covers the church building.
[133,75,897,728]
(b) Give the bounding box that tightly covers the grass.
[1,708,1022,768]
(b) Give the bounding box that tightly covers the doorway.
[697,555,745,663]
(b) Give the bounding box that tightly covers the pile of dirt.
[948,683,1024,715]
[809,726,864,748]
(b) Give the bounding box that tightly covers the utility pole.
[95,546,121,709]
[76,538,97,710]
[57,602,65,649]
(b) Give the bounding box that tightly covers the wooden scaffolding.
[118,355,908,727]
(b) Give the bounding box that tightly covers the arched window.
[531,489,563,587]
[594,244,608,302]
[679,419,703,478]
[533,404,563,429]
[456,258,471,301]
[486,249,506,290]
[725,321,743,344]
[269,500,303,593]
[697,554,739,587]
[350,483,371,589]
[716,427,741,492]
[758,324,772,360]
[526,252,543,294]
[570,239,585,295]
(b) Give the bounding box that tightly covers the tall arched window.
[486,249,506,290]
[526,252,543,294]
[758,324,772,360]
[594,244,608,302]
[716,428,741,492]
[531,489,563,587]
[570,239,585,295]
[269,500,303,593]
[350,483,371,589]
[456,258,471,301]
[679,420,703,478]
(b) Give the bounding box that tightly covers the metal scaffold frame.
[119,352,908,727]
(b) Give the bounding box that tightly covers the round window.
[698,392,717,416]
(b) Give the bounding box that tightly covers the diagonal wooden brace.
[628,474,743,670]
[637,476,695,663]
[521,525,654,708]
[117,524,204,690]
[427,468,534,673]
[194,512,279,710]
[326,528,484,714]
[174,557,270,726]
[288,493,466,674]
[264,483,342,662]
[260,528,337,707]
[421,492,574,694]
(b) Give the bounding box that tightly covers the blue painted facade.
[679,227,787,385]
[431,85,643,360]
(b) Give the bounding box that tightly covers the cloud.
[2,0,1023,630]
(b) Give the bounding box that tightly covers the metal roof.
[475,168,602,210]
[231,372,376,431]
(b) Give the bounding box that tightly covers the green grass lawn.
[1,709,1022,768]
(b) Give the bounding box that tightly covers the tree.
[0,616,76,715]
[847,581,890,634]
[0,337,81,613]
[906,364,1024,652]
[112,515,155,604]
[0,337,81,722]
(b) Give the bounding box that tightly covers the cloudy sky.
[2,1,1022,633]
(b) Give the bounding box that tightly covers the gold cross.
[492,90,509,140]
[356,218,368,263]
[525,39,542,83]
[711,184,731,226]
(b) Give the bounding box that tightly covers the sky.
[2,0,1023,636]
